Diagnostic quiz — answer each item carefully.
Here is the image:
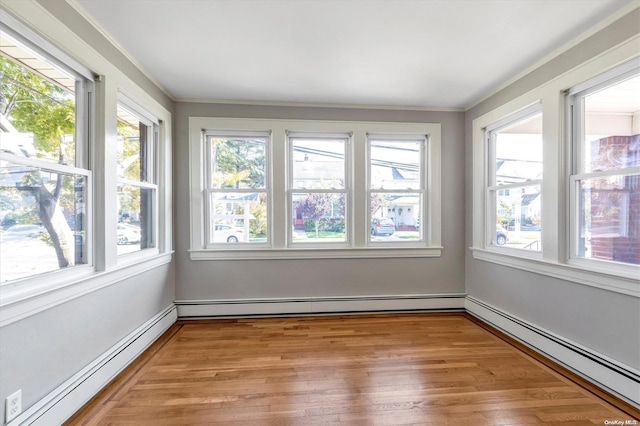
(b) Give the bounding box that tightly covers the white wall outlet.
[5,389,22,423]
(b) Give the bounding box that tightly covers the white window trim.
[471,37,640,297]
[116,96,160,258]
[566,62,640,275]
[484,103,543,256]
[366,134,429,247]
[189,117,442,260]
[203,130,271,248]
[287,132,351,248]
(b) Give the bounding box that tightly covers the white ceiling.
[73,0,634,109]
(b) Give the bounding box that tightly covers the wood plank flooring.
[66,313,639,425]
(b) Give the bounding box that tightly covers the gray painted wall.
[174,103,466,301]
[0,264,175,423]
[465,8,640,369]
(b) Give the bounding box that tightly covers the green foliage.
[497,200,513,226]
[233,196,268,237]
[117,120,142,181]
[0,56,75,159]
[211,138,265,189]
[304,218,344,233]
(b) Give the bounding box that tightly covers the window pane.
[583,75,640,173]
[292,192,345,243]
[577,174,639,265]
[0,33,77,166]
[370,192,421,241]
[1,167,86,282]
[370,141,421,189]
[494,113,543,185]
[291,138,345,189]
[117,106,150,182]
[117,185,154,254]
[494,184,541,251]
[210,137,266,189]
[209,192,267,244]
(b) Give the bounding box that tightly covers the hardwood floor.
[66,313,639,425]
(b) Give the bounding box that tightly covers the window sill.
[471,247,639,297]
[0,252,173,327]
[189,246,443,260]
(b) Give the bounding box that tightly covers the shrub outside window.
[0,29,91,282]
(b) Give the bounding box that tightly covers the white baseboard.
[465,296,640,408]
[176,294,466,318]
[10,304,177,426]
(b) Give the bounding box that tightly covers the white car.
[1,224,47,241]
[117,224,141,245]
[213,224,244,243]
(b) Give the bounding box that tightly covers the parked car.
[1,224,47,241]
[117,224,141,245]
[371,218,395,236]
[496,226,508,245]
[213,224,244,243]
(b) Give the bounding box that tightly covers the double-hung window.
[0,27,92,282]
[190,117,441,259]
[116,101,158,255]
[203,131,269,246]
[289,133,348,245]
[568,62,640,269]
[485,104,543,252]
[368,135,425,244]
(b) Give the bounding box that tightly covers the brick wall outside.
[588,135,640,265]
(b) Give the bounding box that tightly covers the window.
[368,136,425,244]
[486,104,543,252]
[203,131,269,246]
[189,118,441,259]
[0,28,92,282]
[116,102,158,255]
[289,134,348,244]
[568,62,640,268]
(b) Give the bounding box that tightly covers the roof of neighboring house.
[521,193,540,206]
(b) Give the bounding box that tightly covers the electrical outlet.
[5,389,21,423]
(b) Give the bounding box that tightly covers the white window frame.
[189,117,442,260]
[484,103,543,256]
[203,130,271,248]
[566,61,640,278]
[0,20,95,285]
[367,134,428,247]
[287,132,350,248]
[471,38,640,297]
[116,96,160,258]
